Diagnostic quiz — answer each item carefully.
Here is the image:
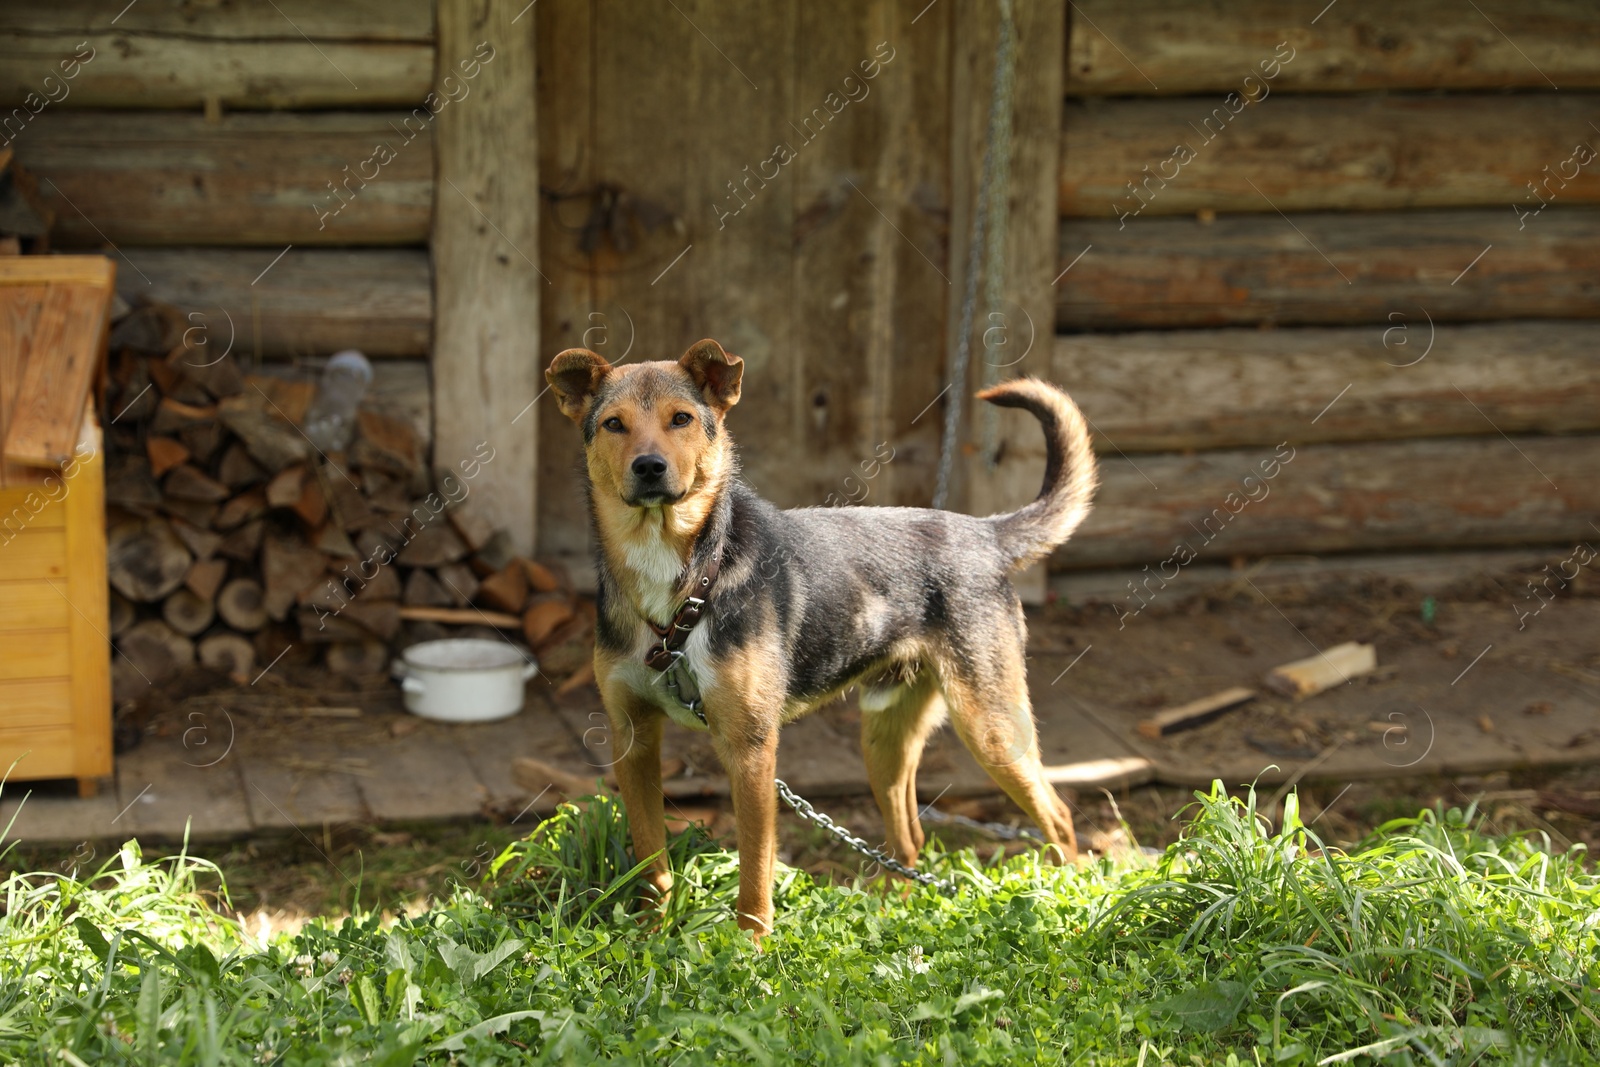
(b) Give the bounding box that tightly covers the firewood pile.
[101,299,594,704]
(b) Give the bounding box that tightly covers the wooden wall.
[10,0,1598,574]
[530,0,1064,572]
[5,1,436,362]
[1048,0,1600,571]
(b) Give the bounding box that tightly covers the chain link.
[775,778,957,896]
[920,805,1040,843]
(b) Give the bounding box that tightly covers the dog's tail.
[977,378,1098,571]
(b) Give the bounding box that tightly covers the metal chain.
[920,805,1039,842]
[933,0,1019,510]
[775,779,957,896]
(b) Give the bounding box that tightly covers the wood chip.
[1263,642,1376,699]
[146,435,190,477]
[1136,687,1255,739]
[264,463,307,507]
[511,756,609,798]
[477,560,529,614]
[183,557,228,602]
[163,462,231,502]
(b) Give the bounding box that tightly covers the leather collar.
[643,539,724,671]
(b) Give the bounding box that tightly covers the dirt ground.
[5,563,1597,932]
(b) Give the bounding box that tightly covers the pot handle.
[401,677,427,695]
[521,661,540,681]
[389,657,408,681]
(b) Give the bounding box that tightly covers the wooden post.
[433,0,541,555]
[67,406,112,797]
[950,0,1068,603]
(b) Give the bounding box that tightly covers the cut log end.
[217,577,268,632]
[161,587,216,637]
[198,632,256,679]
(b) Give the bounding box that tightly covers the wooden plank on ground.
[0,20,431,110]
[1046,597,1600,789]
[0,785,120,845]
[452,701,591,818]
[237,736,370,829]
[114,739,252,840]
[19,112,433,247]
[354,723,485,822]
[1060,434,1600,569]
[433,0,540,554]
[1061,94,1600,217]
[1053,321,1600,453]
[1055,209,1600,330]
[1137,687,1255,739]
[1066,0,1600,96]
[112,249,431,358]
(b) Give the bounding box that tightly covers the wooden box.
[0,257,116,797]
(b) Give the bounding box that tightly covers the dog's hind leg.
[860,669,946,865]
[940,653,1079,863]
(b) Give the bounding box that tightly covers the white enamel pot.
[392,639,538,723]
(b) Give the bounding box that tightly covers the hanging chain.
[775,779,958,896]
[978,0,1018,469]
[933,0,1019,509]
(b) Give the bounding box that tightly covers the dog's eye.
[671,412,693,428]
[602,416,625,432]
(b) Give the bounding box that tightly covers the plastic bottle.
[303,349,373,452]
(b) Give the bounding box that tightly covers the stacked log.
[102,298,592,702]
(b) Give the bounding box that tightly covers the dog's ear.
[679,339,743,411]
[545,348,612,423]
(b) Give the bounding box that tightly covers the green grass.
[1,783,1596,1065]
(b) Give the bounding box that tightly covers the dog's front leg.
[600,676,672,914]
[714,719,780,943]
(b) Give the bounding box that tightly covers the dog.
[545,339,1098,940]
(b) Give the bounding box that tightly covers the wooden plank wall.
[9,0,1069,567]
[532,0,1063,567]
[1050,0,1600,571]
[432,0,541,554]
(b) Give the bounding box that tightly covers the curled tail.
[976,378,1098,570]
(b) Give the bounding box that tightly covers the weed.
[0,786,1594,1064]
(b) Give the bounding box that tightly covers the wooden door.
[534,0,1063,570]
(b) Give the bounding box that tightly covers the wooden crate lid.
[0,255,116,469]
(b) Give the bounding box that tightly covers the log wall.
[1065,0,1600,95]
[0,1,433,110]
[6,2,438,400]
[1047,1,1600,570]
[12,0,1600,575]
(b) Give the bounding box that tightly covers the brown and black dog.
[545,339,1098,940]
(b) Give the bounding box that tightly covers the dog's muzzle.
[624,453,682,506]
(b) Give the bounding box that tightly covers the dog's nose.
[631,454,668,480]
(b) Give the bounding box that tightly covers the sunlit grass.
[1,782,1595,1064]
